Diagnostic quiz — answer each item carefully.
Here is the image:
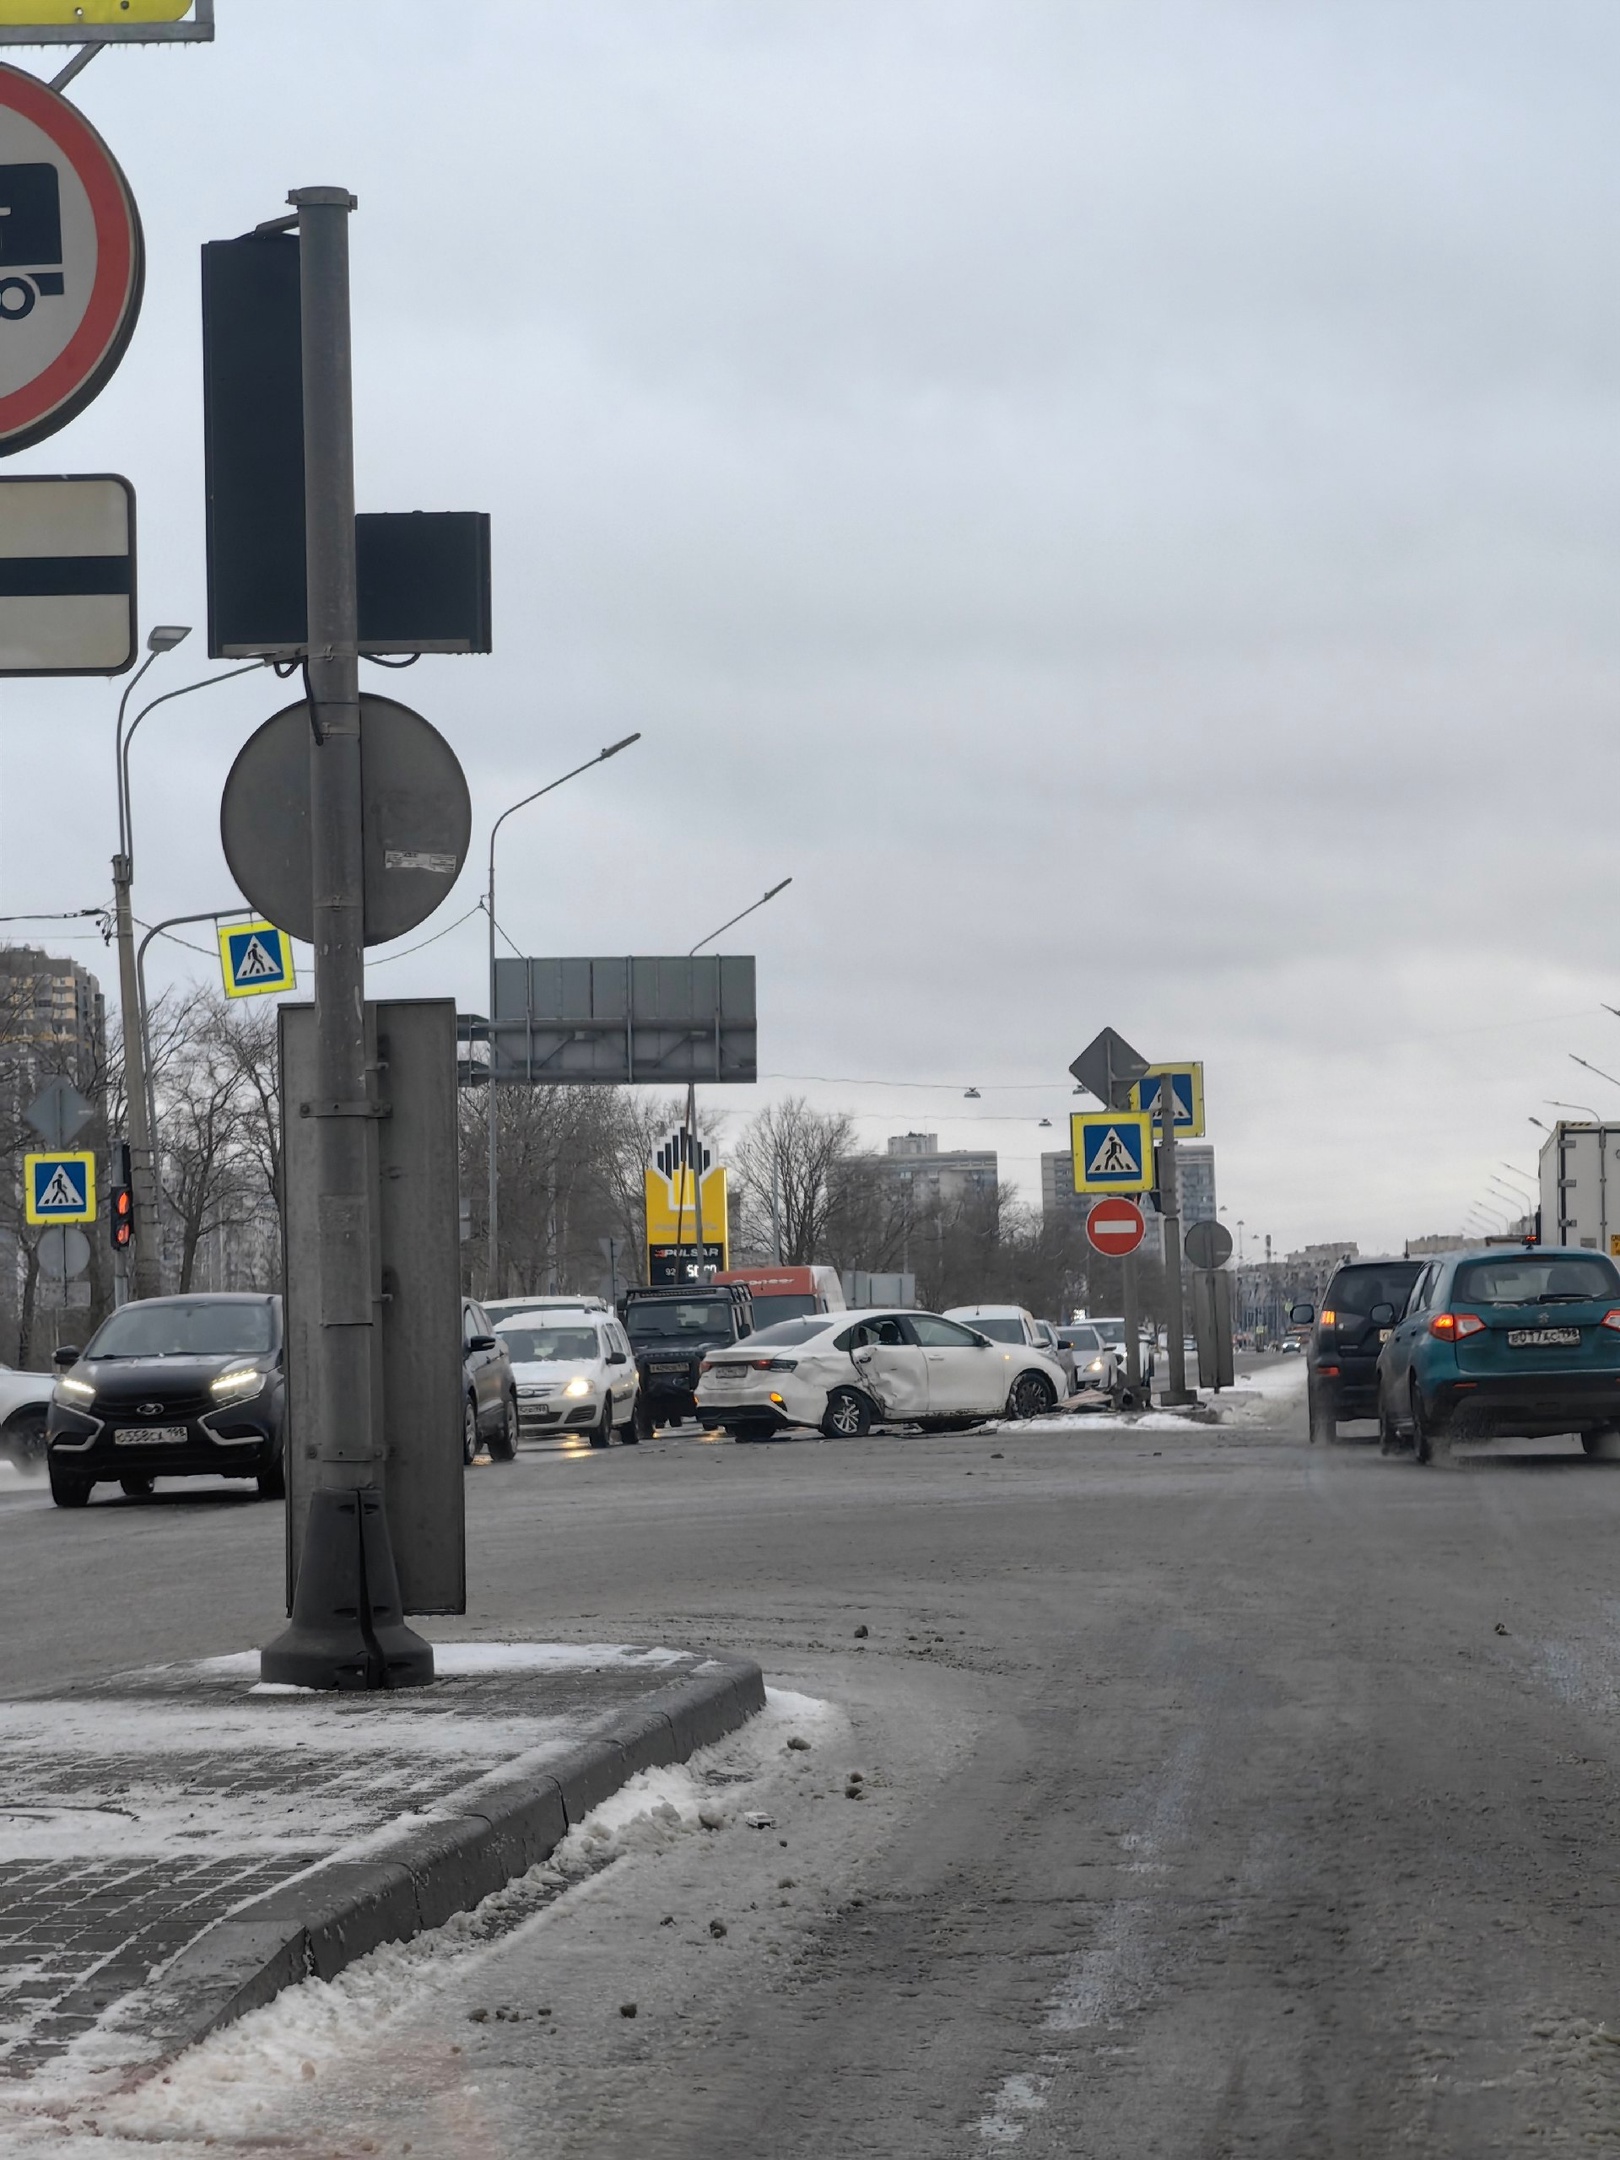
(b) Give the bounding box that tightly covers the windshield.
[747,1293,818,1326]
[743,1317,835,1347]
[969,1317,1024,1343]
[87,1299,276,1359]
[624,1299,737,1339]
[1453,1255,1620,1306]
[1091,1320,1126,1346]
[1058,1327,1103,1352]
[498,1325,599,1362]
[1326,1264,1422,1315]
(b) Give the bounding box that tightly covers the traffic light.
[110,1141,132,1251]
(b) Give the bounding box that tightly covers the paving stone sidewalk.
[0,1642,761,2080]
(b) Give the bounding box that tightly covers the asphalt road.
[10,1355,1620,2155]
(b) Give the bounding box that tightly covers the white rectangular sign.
[0,473,135,675]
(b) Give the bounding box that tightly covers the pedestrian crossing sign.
[25,1150,95,1225]
[218,920,295,999]
[1130,1063,1205,1138]
[1071,1111,1153,1194]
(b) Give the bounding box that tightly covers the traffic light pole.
[261,187,431,1691]
[1159,1080,1193,1405]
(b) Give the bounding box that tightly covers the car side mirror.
[1288,1302,1314,1325]
[52,1345,80,1369]
[466,1334,498,1354]
[1370,1302,1395,1325]
[606,1349,627,1365]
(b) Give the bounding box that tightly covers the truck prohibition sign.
[1085,1196,1146,1258]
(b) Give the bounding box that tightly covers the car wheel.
[48,1460,91,1508]
[617,1397,641,1444]
[1409,1381,1442,1466]
[822,1388,872,1440]
[632,1393,655,1444]
[1377,1393,1404,1456]
[488,1393,518,1462]
[2,1407,48,1466]
[1582,1427,1620,1460]
[463,1396,480,1466]
[258,1452,287,1499]
[1007,1371,1056,1421]
[587,1398,613,1448]
[118,1474,155,1498]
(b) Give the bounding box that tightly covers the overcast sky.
[1,0,1617,1258]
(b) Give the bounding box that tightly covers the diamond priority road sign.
[0,474,134,675]
[1069,1027,1150,1111]
[218,918,295,998]
[25,1148,94,1224]
[1085,1195,1146,1258]
[1071,1110,1153,1194]
[0,67,143,456]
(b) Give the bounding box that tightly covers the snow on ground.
[0,1676,972,2159]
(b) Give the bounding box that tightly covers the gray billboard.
[488,954,756,1085]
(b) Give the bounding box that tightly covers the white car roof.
[943,1304,1030,1321]
[496,1306,605,1326]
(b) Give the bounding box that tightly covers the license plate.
[113,1425,188,1447]
[650,1363,688,1375]
[710,1368,744,1384]
[1507,1328,1580,1348]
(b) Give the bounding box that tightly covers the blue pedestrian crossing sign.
[1070,1111,1153,1194]
[25,1150,95,1225]
[1130,1064,1205,1138]
[218,920,295,999]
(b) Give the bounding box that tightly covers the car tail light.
[1430,1312,1485,1341]
[1601,1311,1620,1333]
[750,1357,798,1372]
[1318,1364,1340,1377]
[699,1360,713,1372]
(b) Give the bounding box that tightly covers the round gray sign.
[1183,1218,1233,1272]
[37,1225,90,1280]
[219,694,471,948]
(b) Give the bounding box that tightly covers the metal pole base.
[261,1487,435,1690]
[1160,1390,1197,1408]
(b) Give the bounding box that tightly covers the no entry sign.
[1086,1195,1146,1258]
[0,66,142,455]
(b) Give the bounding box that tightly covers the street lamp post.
[484,733,642,1299]
[679,879,792,1281]
[111,634,266,1298]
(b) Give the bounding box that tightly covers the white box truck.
[1537,1122,1620,1255]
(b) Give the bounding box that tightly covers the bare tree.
[731,1097,856,1265]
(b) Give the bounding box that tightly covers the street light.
[484,732,642,1298]
[110,637,269,1299]
[1571,1052,1620,1093]
[1548,1099,1602,1122]
[676,877,794,1282]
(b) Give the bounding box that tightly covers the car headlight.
[1086,1357,1106,1374]
[211,1367,265,1404]
[55,1375,94,1403]
[563,1377,592,1399]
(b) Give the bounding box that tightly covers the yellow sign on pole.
[0,3,191,20]
[1129,1063,1206,1139]
[1070,1110,1153,1195]
[218,920,296,999]
[25,1149,95,1224]
[644,1162,729,1278]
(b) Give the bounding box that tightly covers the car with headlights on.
[1375,1246,1620,1463]
[45,1293,284,1508]
[696,1307,1068,1441]
[494,1307,642,1447]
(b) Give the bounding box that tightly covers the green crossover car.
[1376,1247,1620,1462]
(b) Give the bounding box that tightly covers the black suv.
[46,1292,285,1506]
[620,1283,754,1426]
[1291,1258,1423,1442]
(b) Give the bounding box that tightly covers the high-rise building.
[849,1132,998,1210]
[0,945,106,1088]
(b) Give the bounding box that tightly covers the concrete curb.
[138,1650,765,2062]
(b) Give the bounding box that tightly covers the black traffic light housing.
[110,1140,132,1250]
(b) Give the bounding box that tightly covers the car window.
[1453,1254,1620,1305]
[965,1316,1024,1344]
[86,1299,277,1358]
[746,1318,838,1347]
[496,1324,600,1362]
[1324,1264,1422,1318]
[624,1299,736,1338]
[836,1316,909,1350]
[1058,1326,1103,1352]
[908,1314,984,1348]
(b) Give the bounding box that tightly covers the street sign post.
[1131,1064,1205,1138]
[0,67,142,455]
[1071,1111,1152,1194]
[0,474,134,674]
[218,918,295,998]
[1085,1195,1146,1258]
[25,1149,94,1223]
[1069,1027,1149,1110]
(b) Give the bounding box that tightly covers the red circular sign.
[0,66,143,455]
[1086,1196,1146,1257]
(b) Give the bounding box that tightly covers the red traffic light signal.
[111,1185,133,1251]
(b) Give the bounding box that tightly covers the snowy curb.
[134,1651,765,2064]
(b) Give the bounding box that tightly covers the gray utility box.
[279,998,465,1615]
[1188,1266,1235,1391]
[1537,1122,1620,1255]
